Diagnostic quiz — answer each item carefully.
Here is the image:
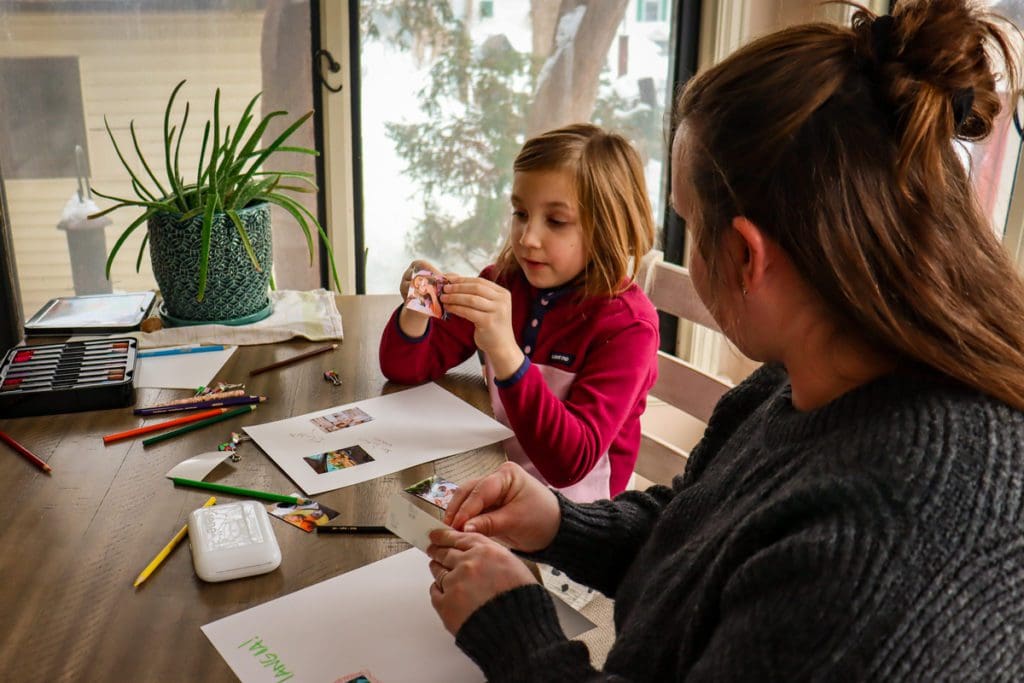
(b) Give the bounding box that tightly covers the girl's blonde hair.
[676,0,1024,411]
[494,123,655,297]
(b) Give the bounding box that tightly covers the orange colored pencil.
[0,430,52,474]
[102,407,228,444]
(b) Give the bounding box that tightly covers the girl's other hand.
[427,530,538,635]
[441,276,522,378]
[443,462,560,552]
[399,259,442,300]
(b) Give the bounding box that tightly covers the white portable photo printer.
[188,500,282,582]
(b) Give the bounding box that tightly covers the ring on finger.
[435,568,449,593]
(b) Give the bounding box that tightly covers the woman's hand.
[444,462,561,552]
[427,529,538,635]
[398,259,442,337]
[440,276,523,379]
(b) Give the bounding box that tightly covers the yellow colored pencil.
[133,496,216,588]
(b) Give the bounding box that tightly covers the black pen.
[316,525,393,535]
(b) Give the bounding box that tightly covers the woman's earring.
[741,285,748,296]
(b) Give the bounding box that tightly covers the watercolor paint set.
[0,338,138,417]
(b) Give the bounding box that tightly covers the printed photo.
[405,475,459,510]
[311,407,373,433]
[303,445,375,474]
[335,671,381,683]
[405,268,447,319]
[267,497,340,533]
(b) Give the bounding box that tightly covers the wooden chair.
[634,252,734,486]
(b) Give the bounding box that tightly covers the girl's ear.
[727,216,769,296]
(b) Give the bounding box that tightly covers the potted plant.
[90,80,340,326]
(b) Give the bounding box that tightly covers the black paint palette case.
[0,338,138,418]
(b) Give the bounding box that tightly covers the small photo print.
[303,445,375,474]
[335,671,382,683]
[267,497,340,533]
[311,407,373,433]
[405,475,459,510]
[405,268,447,319]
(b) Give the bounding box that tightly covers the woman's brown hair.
[676,0,1024,410]
[494,123,655,297]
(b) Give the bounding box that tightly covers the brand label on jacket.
[549,351,575,366]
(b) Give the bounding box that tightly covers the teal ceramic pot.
[147,202,273,325]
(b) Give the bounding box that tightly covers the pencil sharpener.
[188,500,281,582]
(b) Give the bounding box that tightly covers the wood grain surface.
[0,295,505,682]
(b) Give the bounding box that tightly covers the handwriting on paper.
[237,635,295,681]
[287,428,325,446]
[362,436,393,456]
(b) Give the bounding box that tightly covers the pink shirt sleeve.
[378,305,478,384]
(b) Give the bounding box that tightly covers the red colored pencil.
[0,430,52,474]
[102,407,228,444]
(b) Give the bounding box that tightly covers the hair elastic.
[952,87,975,130]
[870,15,897,63]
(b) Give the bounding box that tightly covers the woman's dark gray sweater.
[456,364,1024,681]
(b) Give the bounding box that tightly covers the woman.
[424,1,1024,680]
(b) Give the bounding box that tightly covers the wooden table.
[0,294,505,682]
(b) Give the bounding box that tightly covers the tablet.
[24,291,156,336]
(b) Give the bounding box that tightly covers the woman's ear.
[728,216,769,296]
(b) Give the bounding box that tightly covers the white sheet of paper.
[244,383,513,495]
[202,548,595,683]
[165,451,230,481]
[385,492,449,552]
[134,346,237,389]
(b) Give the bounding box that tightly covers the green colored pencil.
[142,404,256,446]
[170,477,309,505]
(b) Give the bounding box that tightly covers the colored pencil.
[137,345,225,359]
[142,404,256,446]
[3,369,125,384]
[6,368,124,381]
[103,407,229,444]
[170,477,309,504]
[12,348,128,358]
[0,430,52,474]
[13,342,128,361]
[137,389,246,411]
[133,395,266,416]
[133,496,216,588]
[11,355,128,369]
[2,373,126,391]
[315,525,393,535]
[249,343,338,377]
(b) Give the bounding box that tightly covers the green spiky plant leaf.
[91,79,341,301]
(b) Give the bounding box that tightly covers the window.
[638,1,664,23]
[357,1,675,293]
[0,1,319,320]
[0,57,89,180]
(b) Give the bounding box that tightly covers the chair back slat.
[647,260,720,332]
[634,255,734,485]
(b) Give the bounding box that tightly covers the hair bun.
[855,0,1014,143]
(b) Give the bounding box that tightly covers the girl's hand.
[398,259,442,337]
[443,462,561,552]
[441,276,523,379]
[427,529,538,635]
[399,259,442,300]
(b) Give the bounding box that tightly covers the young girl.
[379,124,658,501]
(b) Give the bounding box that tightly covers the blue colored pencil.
[137,345,225,359]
